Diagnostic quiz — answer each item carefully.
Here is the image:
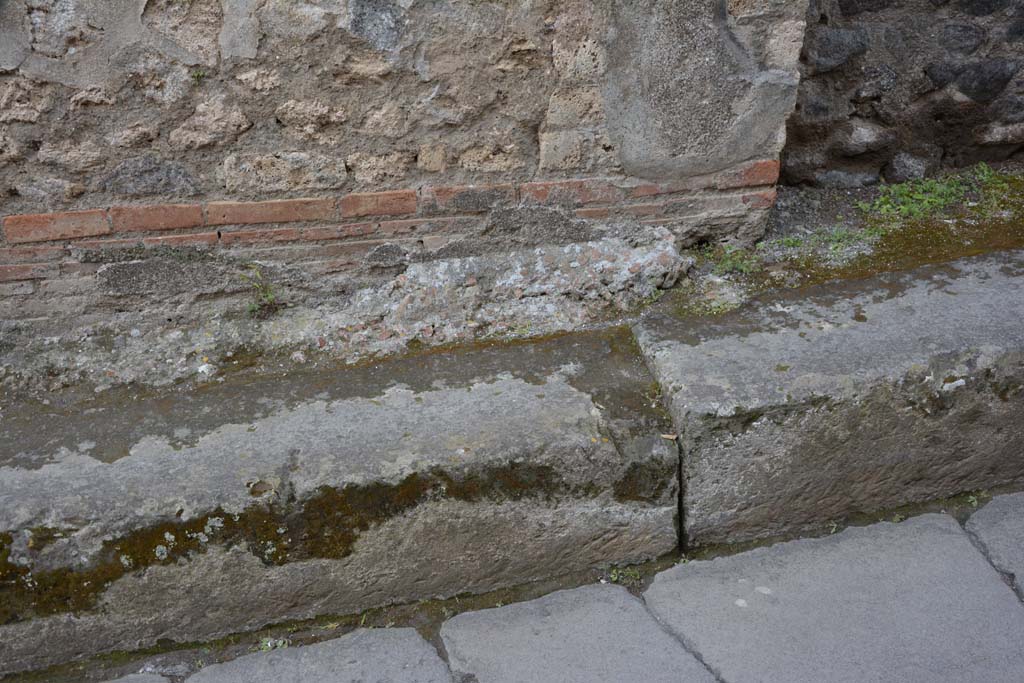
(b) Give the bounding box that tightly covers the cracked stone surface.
[636,250,1024,547]
[966,492,1024,598]
[95,508,1024,683]
[0,328,677,674]
[441,584,715,683]
[644,514,1024,683]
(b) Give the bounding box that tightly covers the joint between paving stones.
[962,513,1024,605]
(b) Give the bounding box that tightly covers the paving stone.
[186,629,450,682]
[644,514,1024,683]
[102,676,169,683]
[966,492,1024,597]
[440,583,715,683]
[636,250,1024,546]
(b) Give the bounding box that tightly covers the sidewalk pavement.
[106,492,1024,683]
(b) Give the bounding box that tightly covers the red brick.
[0,263,59,282]
[3,210,110,244]
[520,179,623,206]
[622,202,671,217]
[110,204,203,233]
[340,191,417,218]
[628,179,704,199]
[143,232,219,247]
[374,217,467,237]
[219,227,302,245]
[742,189,778,209]
[0,246,65,263]
[206,198,337,226]
[717,160,781,190]
[419,184,516,214]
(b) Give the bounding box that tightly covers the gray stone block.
[441,584,714,683]
[0,329,677,674]
[636,251,1024,547]
[185,629,451,683]
[644,514,1024,682]
[966,492,1024,597]
[102,675,170,683]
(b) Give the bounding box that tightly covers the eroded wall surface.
[0,0,804,393]
[785,0,1024,185]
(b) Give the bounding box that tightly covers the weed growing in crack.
[706,244,763,276]
[608,566,643,587]
[858,174,967,223]
[241,265,280,319]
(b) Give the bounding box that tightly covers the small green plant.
[819,227,861,252]
[708,245,762,276]
[609,566,642,586]
[242,265,279,318]
[974,162,1011,216]
[966,494,980,508]
[191,69,207,86]
[858,174,967,223]
[256,637,289,652]
[779,236,804,249]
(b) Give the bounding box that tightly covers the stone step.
[635,249,1024,548]
[0,328,677,675]
[97,500,1024,683]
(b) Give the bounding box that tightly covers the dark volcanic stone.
[1008,18,1024,41]
[925,61,965,88]
[942,23,986,54]
[990,95,1024,123]
[959,0,1011,15]
[853,64,898,101]
[838,0,894,14]
[955,60,1019,103]
[804,27,869,73]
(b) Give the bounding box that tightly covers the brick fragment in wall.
[109,205,204,233]
[341,191,418,218]
[206,199,337,226]
[3,210,110,244]
[419,185,517,215]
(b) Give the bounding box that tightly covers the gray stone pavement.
[441,584,714,683]
[966,491,1024,598]
[103,496,1024,683]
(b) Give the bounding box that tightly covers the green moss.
[1,455,674,624]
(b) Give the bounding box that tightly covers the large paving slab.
[644,514,1024,682]
[185,629,451,683]
[636,250,1024,546]
[440,584,714,683]
[966,492,1024,598]
[0,328,678,675]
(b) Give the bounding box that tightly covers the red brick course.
[520,179,623,206]
[143,232,219,247]
[110,204,204,233]
[3,210,110,244]
[0,263,59,282]
[0,162,781,271]
[718,160,781,190]
[419,185,517,214]
[0,246,66,263]
[207,199,336,226]
[341,191,417,218]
